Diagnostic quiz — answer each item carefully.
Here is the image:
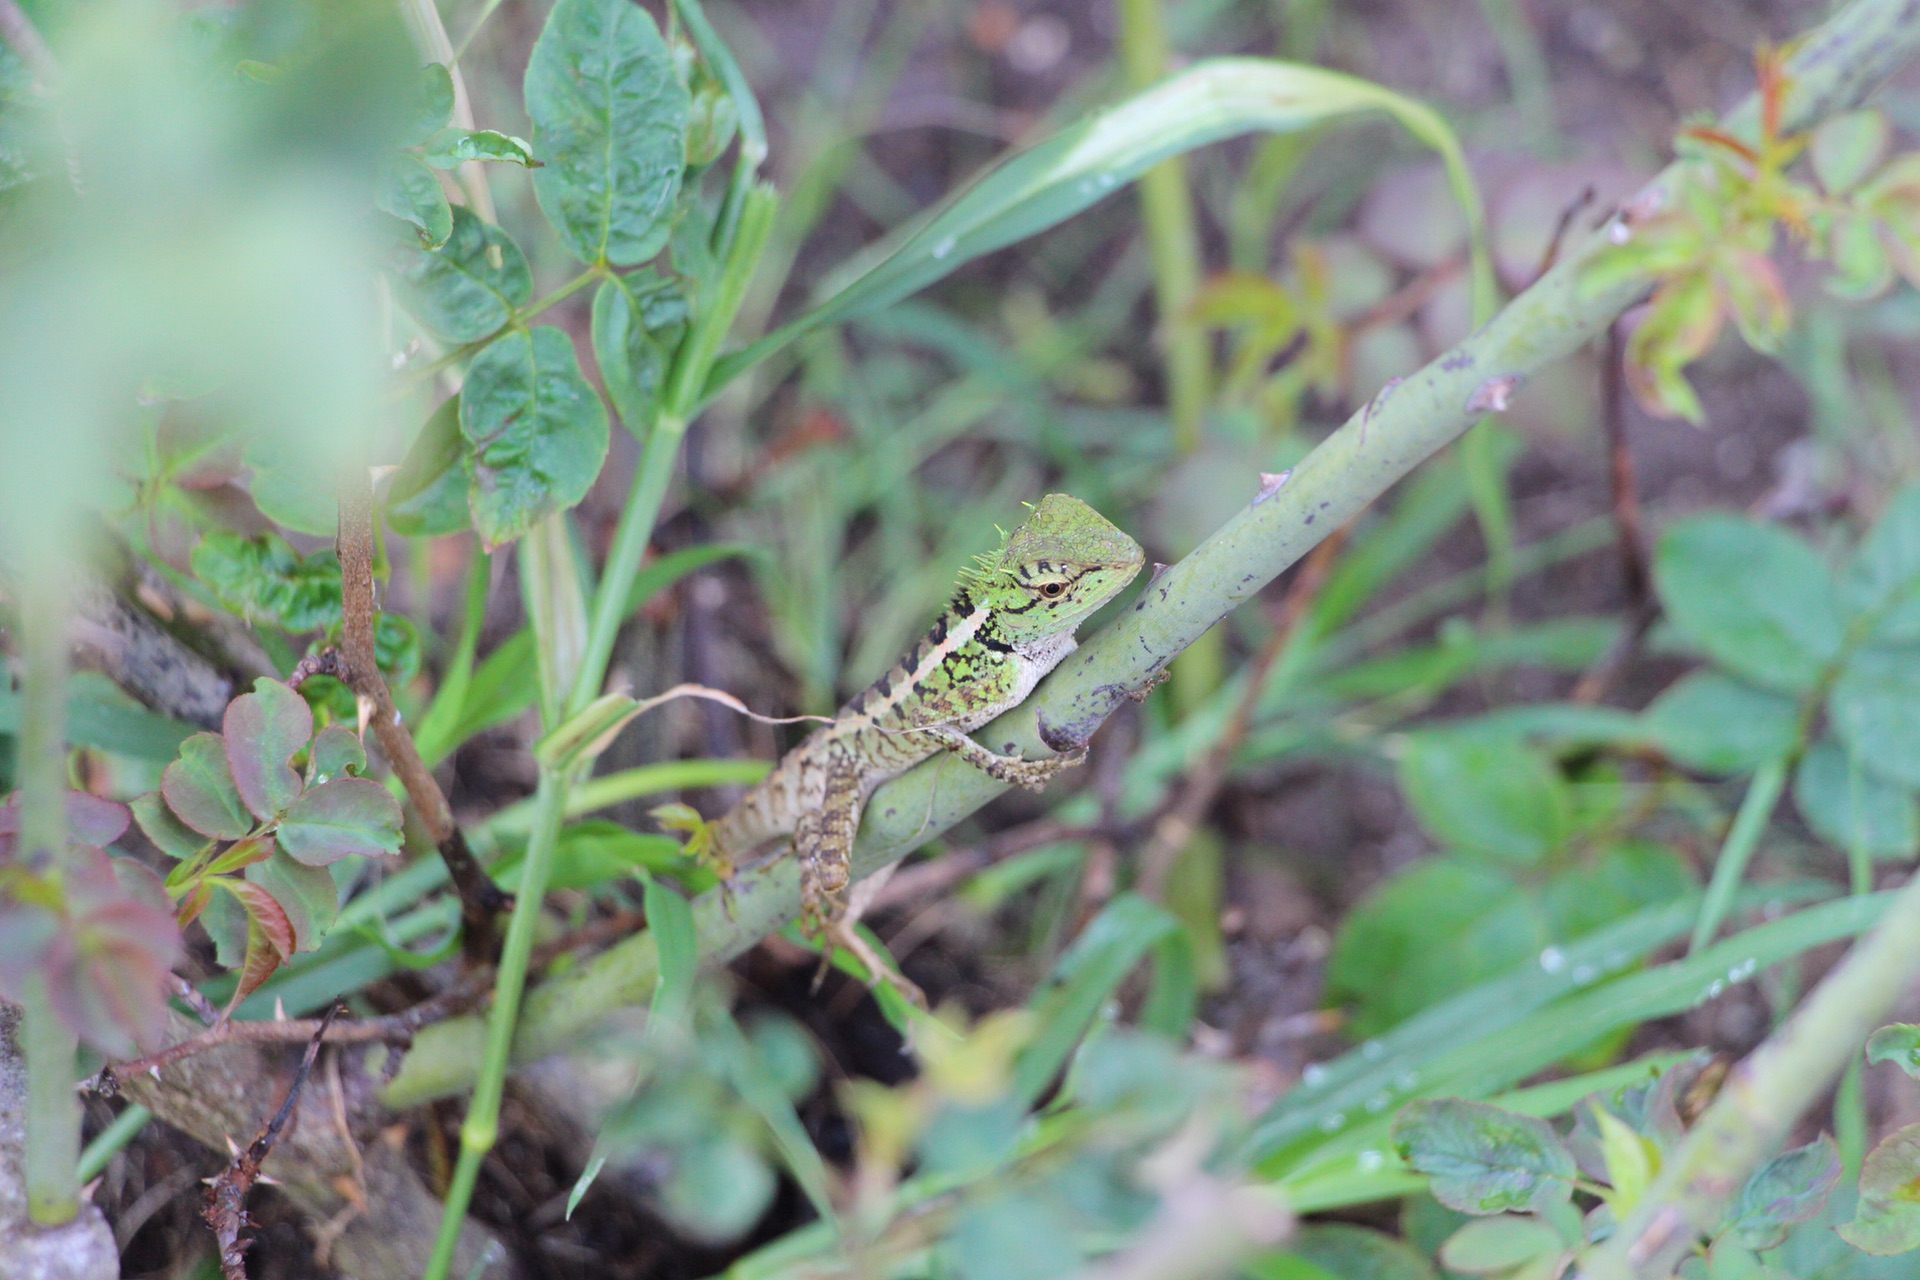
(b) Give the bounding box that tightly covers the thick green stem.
[1117,0,1210,453]
[16,573,78,1227]
[1578,849,1920,1278]
[566,185,778,717]
[423,769,569,1280]
[21,976,79,1227]
[382,0,1920,1111]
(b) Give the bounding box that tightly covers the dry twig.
[203,1002,342,1280]
[334,475,509,960]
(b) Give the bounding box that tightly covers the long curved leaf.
[706,58,1491,394]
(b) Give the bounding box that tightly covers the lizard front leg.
[914,724,1088,792]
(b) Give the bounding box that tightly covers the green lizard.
[706,494,1144,994]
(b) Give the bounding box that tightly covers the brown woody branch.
[334,476,508,962]
[203,1002,341,1280]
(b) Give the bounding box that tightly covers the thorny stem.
[336,475,507,962]
[379,0,1920,1111]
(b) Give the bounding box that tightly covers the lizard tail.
[706,778,788,866]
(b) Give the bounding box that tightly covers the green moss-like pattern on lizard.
[708,494,1143,981]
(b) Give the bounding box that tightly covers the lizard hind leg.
[794,769,925,1007]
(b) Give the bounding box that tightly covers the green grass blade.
[1011,893,1187,1106]
[642,872,698,1031]
[705,58,1489,395]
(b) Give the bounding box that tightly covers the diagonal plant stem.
[335,475,507,962]
[380,0,1920,1110]
[1576,847,1920,1279]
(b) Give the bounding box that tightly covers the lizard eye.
[1038,580,1067,599]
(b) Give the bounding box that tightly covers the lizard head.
[964,493,1144,640]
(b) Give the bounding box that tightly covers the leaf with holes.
[459,325,610,548]
[223,678,312,821]
[387,205,532,344]
[190,531,342,632]
[161,733,254,841]
[308,726,367,784]
[276,777,403,866]
[1392,1098,1577,1215]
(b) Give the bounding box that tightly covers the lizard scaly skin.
[707,494,1143,983]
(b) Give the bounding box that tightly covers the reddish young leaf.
[275,777,404,866]
[249,849,340,952]
[46,849,184,1056]
[131,791,211,863]
[162,734,254,840]
[216,878,296,962]
[175,877,215,929]
[223,678,313,821]
[0,792,128,858]
[228,915,286,1009]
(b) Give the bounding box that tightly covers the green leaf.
[421,128,536,169]
[644,872,696,1030]
[1438,1216,1564,1277]
[1866,1024,1920,1078]
[131,791,210,862]
[1644,671,1801,775]
[161,733,254,841]
[387,206,532,345]
[1844,485,1920,643]
[309,726,367,784]
[222,678,313,822]
[1837,1124,1920,1255]
[1793,739,1919,861]
[1829,644,1920,787]
[1327,859,1537,1035]
[1812,110,1890,195]
[191,531,342,632]
[1653,516,1847,694]
[1279,1224,1440,1280]
[1397,733,1570,865]
[1725,1134,1842,1249]
[591,275,674,434]
[658,1136,776,1245]
[1010,894,1191,1106]
[709,57,1489,394]
[248,846,340,952]
[459,326,611,549]
[275,777,403,866]
[376,152,452,250]
[1826,213,1895,300]
[525,0,690,266]
[387,398,472,538]
[1391,1098,1577,1214]
[400,63,455,148]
